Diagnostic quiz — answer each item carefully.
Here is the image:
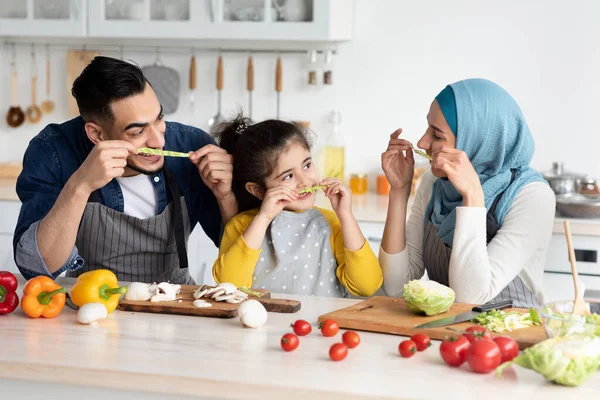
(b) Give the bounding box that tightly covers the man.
[13,56,237,284]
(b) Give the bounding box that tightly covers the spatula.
[564,220,591,316]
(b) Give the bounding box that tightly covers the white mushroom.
[124,282,156,301]
[238,299,267,328]
[77,303,108,324]
[217,282,238,294]
[210,288,227,299]
[193,285,211,299]
[192,299,213,308]
[150,282,178,302]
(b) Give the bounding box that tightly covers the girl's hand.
[256,186,299,221]
[381,129,415,193]
[431,146,484,206]
[321,178,352,217]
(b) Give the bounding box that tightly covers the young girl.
[212,115,382,297]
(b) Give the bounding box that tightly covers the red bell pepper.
[0,271,19,315]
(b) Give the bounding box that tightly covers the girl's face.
[416,100,457,178]
[262,141,319,211]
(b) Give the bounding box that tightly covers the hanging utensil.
[6,45,25,128]
[189,53,196,112]
[275,55,282,119]
[564,221,591,316]
[40,45,55,114]
[247,54,254,122]
[141,47,180,115]
[25,47,42,124]
[208,55,224,135]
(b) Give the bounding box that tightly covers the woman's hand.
[432,146,484,206]
[321,178,352,217]
[256,186,299,221]
[381,129,415,194]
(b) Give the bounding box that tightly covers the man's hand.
[71,140,137,195]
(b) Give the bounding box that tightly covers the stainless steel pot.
[555,193,600,219]
[542,162,587,195]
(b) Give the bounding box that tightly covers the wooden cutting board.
[318,296,547,350]
[118,285,301,318]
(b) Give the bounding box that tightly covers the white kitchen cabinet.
[86,0,353,41]
[0,201,21,276]
[0,0,87,37]
[187,223,218,285]
[544,271,600,303]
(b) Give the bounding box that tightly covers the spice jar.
[307,50,317,85]
[376,174,390,195]
[350,174,368,194]
[323,50,333,85]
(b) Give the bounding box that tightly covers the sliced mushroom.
[193,286,211,299]
[215,293,236,302]
[225,297,244,304]
[216,282,238,295]
[210,288,227,299]
[150,282,178,302]
[192,299,213,308]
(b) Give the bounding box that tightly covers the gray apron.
[252,209,346,298]
[67,170,194,284]
[423,172,538,308]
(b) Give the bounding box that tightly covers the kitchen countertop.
[1,176,599,236]
[1,277,598,399]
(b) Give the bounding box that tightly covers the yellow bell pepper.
[70,270,127,313]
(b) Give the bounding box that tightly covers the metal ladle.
[208,54,224,135]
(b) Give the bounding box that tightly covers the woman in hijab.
[379,78,555,308]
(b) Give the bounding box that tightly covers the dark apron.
[423,171,538,308]
[67,169,194,284]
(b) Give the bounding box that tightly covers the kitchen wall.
[1,0,599,183]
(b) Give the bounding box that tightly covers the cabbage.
[403,280,455,316]
[497,335,600,386]
[472,308,541,333]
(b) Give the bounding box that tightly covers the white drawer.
[358,221,384,250]
[545,233,600,276]
[0,201,21,235]
[544,272,600,303]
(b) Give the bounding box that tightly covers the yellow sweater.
[212,207,382,297]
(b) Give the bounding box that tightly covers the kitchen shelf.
[1,0,353,44]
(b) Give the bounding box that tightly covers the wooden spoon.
[275,56,282,119]
[564,220,591,316]
[40,58,55,114]
[247,55,254,122]
[25,75,42,124]
[6,69,25,128]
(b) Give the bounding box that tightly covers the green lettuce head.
[403,280,455,316]
[497,335,600,386]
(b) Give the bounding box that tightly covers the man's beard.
[127,161,163,175]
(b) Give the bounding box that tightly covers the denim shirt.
[14,117,223,280]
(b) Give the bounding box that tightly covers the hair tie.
[236,123,248,135]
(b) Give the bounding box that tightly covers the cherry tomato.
[493,336,519,363]
[410,334,431,351]
[439,335,471,367]
[464,326,492,344]
[467,339,502,373]
[280,333,299,352]
[399,340,417,358]
[329,343,348,361]
[319,319,339,337]
[342,331,361,349]
[291,320,312,336]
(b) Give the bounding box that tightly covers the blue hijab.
[424,78,546,248]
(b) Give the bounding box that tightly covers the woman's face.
[417,100,457,178]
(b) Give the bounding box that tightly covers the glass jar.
[376,174,390,195]
[350,174,368,194]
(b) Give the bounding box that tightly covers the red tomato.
[399,340,417,358]
[342,331,361,349]
[493,336,519,363]
[464,326,492,344]
[280,333,299,352]
[410,334,431,351]
[439,335,471,367]
[467,339,502,373]
[329,343,348,361]
[319,319,339,337]
[291,320,312,336]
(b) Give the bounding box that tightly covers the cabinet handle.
[367,237,382,243]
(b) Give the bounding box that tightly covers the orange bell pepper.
[21,276,66,319]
